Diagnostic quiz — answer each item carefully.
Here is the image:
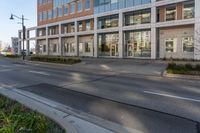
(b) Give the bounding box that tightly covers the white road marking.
[29,70,50,76]
[144,91,200,103]
[0,69,13,72]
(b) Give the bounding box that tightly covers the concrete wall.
[159,25,194,59]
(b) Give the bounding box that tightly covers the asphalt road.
[0,56,200,132]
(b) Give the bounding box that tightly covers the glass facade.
[183,37,194,52]
[165,38,177,53]
[124,9,151,26]
[98,15,118,29]
[165,5,176,21]
[183,2,195,19]
[124,30,151,57]
[98,33,119,57]
[94,0,151,14]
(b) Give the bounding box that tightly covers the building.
[11,37,19,55]
[0,41,2,52]
[18,0,200,60]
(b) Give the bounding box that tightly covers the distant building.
[11,37,19,55]
[0,41,2,51]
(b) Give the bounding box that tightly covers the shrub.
[166,63,200,75]
[30,56,81,64]
[5,55,21,58]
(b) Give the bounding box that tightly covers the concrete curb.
[163,71,200,80]
[0,87,117,133]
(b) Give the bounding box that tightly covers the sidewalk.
[20,57,167,77]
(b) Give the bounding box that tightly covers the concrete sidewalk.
[19,57,167,77]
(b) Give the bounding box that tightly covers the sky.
[0,0,37,45]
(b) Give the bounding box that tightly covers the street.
[0,56,200,133]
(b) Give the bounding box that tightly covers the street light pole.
[10,14,27,60]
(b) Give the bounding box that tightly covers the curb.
[0,87,117,133]
[163,71,200,80]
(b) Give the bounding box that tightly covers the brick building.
[18,0,200,60]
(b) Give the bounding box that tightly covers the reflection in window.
[165,38,177,53]
[166,5,176,21]
[124,9,151,26]
[98,15,119,29]
[183,37,194,52]
[125,30,151,57]
[184,2,194,19]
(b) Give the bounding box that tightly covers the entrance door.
[127,43,134,57]
[110,43,117,57]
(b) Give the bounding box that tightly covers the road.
[0,56,200,133]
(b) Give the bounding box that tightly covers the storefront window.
[79,36,94,56]
[125,30,151,57]
[98,33,119,57]
[183,37,194,52]
[184,2,194,19]
[43,45,46,52]
[165,38,177,53]
[166,5,176,21]
[64,43,75,53]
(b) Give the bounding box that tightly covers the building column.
[151,2,157,59]
[26,30,30,55]
[119,12,123,58]
[194,0,200,60]
[75,21,79,56]
[18,31,22,55]
[94,16,98,57]
[59,23,62,56]
[18,41,22,55]
[46,26,49,55]
[26,40,30,55]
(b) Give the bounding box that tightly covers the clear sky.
[0,0,37,45]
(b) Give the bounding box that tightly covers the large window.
[85,0,90,9]
[70,3,75,14]
[43,11,47,20]
[78,22,83,31]
[39,12,42,21]
[183,37,194,52]
[124,9,151,26]
[86,20,91,30]
[64,43,75,53]
[53,8,57,18]
[78,1,82,12]
[39,0,42,5]
[94,0,151,14]
[64,5,69,15]
[165,5,176,21]
[48,10,52,19]
[165,38,177,53]
[125,30,151,57]
[183,2,194,19]
[98,33,119,57]
[98,15,119,29]
[58,7,62,17]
